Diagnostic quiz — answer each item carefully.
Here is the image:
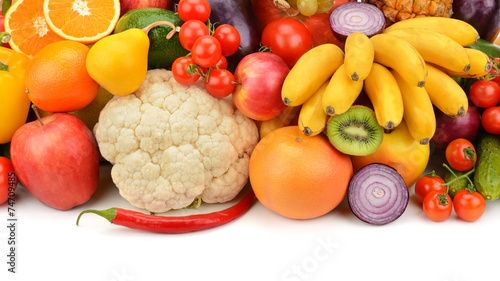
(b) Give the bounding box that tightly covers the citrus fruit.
[25,40,101,113]
[43,0,120,44]
[4,0,65,58]
[249,125,353,220]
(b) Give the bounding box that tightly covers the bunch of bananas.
[278,17,492,145]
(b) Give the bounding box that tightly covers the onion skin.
[329,2,385,42]
[348,163,409,225]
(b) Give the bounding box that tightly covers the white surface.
[1,151,499,281]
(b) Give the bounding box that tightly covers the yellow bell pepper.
[0,47,30,144]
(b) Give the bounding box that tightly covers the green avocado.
[114,8,189,70]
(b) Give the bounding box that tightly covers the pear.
[86,28,150,96]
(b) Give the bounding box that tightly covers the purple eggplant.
[452,0,500,41]
[174,0,261,71]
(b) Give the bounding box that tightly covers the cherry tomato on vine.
[191,35,222,68]
[423,191,452,222]
[213,24,241,57]
[0,157,17,205]
[445,138,477,171]
[204,69,236,98]
[453,189,486,222]
[214,55,227,70]
[261,17,313,68]
[179,20,209,51]
[172,56,201,86]
[468,80,500,108]
[414,172,447,204]
[481,106,500,134]
[177,0,211,23]
[488,58,500,87]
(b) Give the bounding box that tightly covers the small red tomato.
[179,20,209,51]
[423,191,452,222]
[453,189,486,222]
[414,172,447,204]
[468,80,500,108]
[177,0,211,23]
[214,55,228,70]
[0,157,17,205]
[172,56,201,86]
[481,106,500,134]
[204,69,236,98]
[191,35,222,68]
[445,138,477,171]
[213,24,241,57]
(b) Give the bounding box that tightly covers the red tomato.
[179,20,209,51]
[414,172,447,204]
[423,191,452,222]
[453,189,486,222]
[172,56,201,86]
[204,69,235,98]
[0,157,17,205]
[177,0,211,23]
[261,17,313,68]
[468,80,500,108]
[481,106,500,134]
[214,55,228,70]
[191,35,222,68]
[213,24,241,57]
[445,138,477,171]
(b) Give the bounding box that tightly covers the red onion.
[348,163,409,225]
[329,2,385,42]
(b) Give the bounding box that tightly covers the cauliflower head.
[94,69,259,213]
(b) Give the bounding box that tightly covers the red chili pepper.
[76,191,255,233]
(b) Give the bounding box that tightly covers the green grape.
[297,0,318,16]
[317,0,334,13]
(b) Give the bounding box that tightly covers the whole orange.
[249,126,353,220]
[25,40,100,113]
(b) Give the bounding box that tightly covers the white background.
[1,150,499,281]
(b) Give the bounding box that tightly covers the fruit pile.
[1,0,500,233]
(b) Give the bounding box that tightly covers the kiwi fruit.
[326,105,383,156]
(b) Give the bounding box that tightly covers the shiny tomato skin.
[261,17,313,68]
[0,157,17,205]
[453,189,486,222]
[179,20,210,51]
[423,191,452,222]
[468,80,500,108]
[213,24,241,57]
[191,35,222,68]
[172,56,201,86]
[204,69,235,98]
[481,106,500,134]
[445,138,477,171]
[414,174,447,204]
[177,0,211,23]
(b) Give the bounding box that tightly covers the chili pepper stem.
[76,208,118,225]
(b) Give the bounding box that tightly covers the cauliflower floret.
[94,69,259,213]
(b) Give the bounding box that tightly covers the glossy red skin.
[0,157,17,205]
[10,113,100,210]
[469,80,500,108]
[213,24,241,57]
[120,0,172,16]
[204,69,235,98]
[172,56,201,85]
[414,175,447,204]
[179,20,210,51]
[232,52,289,121]
[481,106,500,134]
[177,0,211,22]
[261,17,313,68]
[453,189,486,222]
[191,35,222,68]
[445,138,477,172]
[251,0,347,49]
[423,191,453,222]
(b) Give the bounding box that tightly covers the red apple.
[232,52,290,121]
[120,0,173,16]
[10,113,100,210]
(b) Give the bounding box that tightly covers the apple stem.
[231,81,242,86]
[141,21,180,40]
[31,104,45,126]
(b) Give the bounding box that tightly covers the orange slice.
[43,0,120,44]
[4,0,65,58]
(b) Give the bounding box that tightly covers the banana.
[438,48,492,78]
[344,32,374,81]
[363,63,404,130]
[424,63,469,118]
[370,33,427,88]
[282,43,344,106]
[322,64,364,115]
[298,81,329,136]
[391,69,436,145]
[382,17,479,46]
[259,105,301,139]
[384,28,471,73]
